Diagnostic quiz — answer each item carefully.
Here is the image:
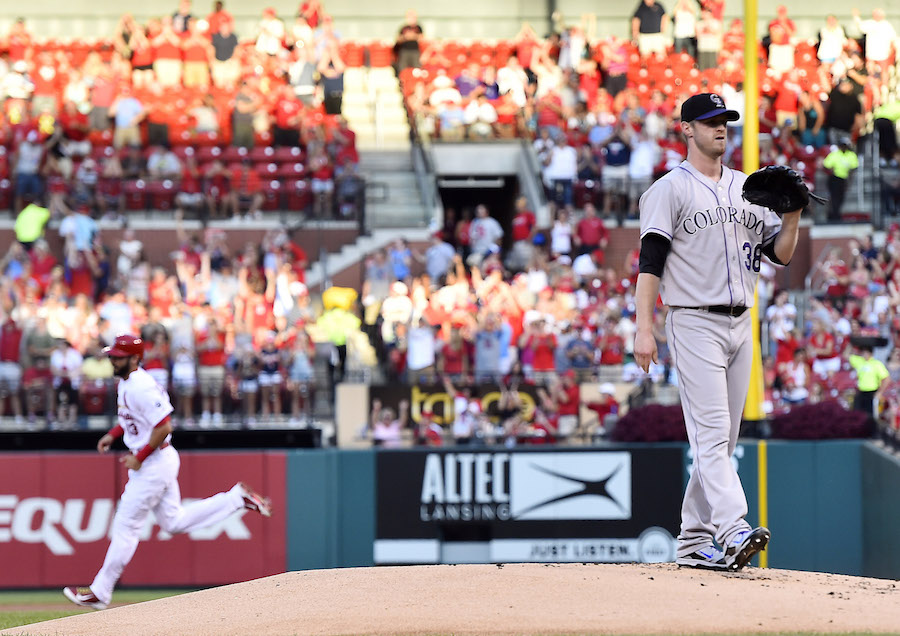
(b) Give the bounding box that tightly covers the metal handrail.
[411,141,443,227]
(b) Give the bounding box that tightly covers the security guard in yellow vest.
[823,138,859,222]
[848,341,889,418]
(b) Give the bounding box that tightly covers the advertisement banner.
[369,384,543,427]
[0,451,286,588]
[375,447,682,565]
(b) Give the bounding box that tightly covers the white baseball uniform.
[639,160,782,556]
[90,366,246,605]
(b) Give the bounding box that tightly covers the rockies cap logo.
[710,94,725,108]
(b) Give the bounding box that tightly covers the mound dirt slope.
[3,563,899,636]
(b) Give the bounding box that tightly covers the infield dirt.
[2,563,899,635]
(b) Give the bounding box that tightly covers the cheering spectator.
[211,18,240,90]
[368,398,407,447]
[0,318,25,426]
[228,160,265,221]
[172,0,193,33]
[396,9,424,73]
[182,18,212,89]
[852,7,898,79]
[695,8,722,72]
[468,205,504,266]
[110,86,145,149]
[258,332,283,419]
[13,129,49,213]
[824,78,864,146]
[631,0,668,60]
[152,16,184,87]
[287,328,316,427]
[196,320,227,427]
[256,7,285,57]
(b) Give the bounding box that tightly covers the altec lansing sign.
[418,452,631,522]
[376,448,683,565]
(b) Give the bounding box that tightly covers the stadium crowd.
[400,3,900,223]
[2,2,900,445]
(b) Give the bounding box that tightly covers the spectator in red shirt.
[507,196,537,272]
[521,318,557,383]
[228,160,264,220]
[197,320,227,427]
[574,203,609,257]
[152,16,184,88]
[206,1,234,39]
[0,318,25,426]
[596,319,625,365]
[333,117,359,165]
[203,159,231,219]
[272,85,302,148]
[585,382,619,439]
[182,19,212,89]
[6,18,33,62]
[437,325,471,381]
[175,156,204,218]
[31,52,62,117]
[550,370,580,438]
[29,238,57,293]
[300,0,323,29]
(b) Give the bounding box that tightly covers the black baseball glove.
[742,165,828,214]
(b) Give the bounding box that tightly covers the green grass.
[0,610,87,630]
[0,589,194,630]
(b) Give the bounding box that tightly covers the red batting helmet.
[103,334,144,360]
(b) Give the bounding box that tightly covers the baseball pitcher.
[634,93,807,571]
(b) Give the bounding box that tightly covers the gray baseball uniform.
[639,160,782,555]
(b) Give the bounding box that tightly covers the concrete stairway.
[342,67,411,151]
[359,150,428,229]
[304,227,434,290]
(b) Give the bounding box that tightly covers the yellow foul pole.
[743,0,765,422]
[742,0,769,569]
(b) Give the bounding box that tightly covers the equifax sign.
[0,495,253,555]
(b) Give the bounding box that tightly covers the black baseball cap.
[681,93,740,123]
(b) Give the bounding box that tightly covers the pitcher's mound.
[4,563,899,635]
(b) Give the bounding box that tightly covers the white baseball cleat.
[238,482,272,517]
[724,527,771,571]
[675,546,727,570]
[63,586,108,610]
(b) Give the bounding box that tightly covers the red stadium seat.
[255,162,278,177]
[195,146,224,163]
[249,146,276,162]
[0,178,11,211]
[221,146,249,163]
[124,179,148,210]
[284,179,312,211]
[272,146,305,163]
[79,381,108,416]
[277,162,307,178]
[368,40,394,67]
[261,179,282,210]
[147,180,177,210]
[91,146,116,162]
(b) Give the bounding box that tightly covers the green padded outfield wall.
[286,449,376,571]
[734,440,864,575]
[861,443,900,580]
[284,441,888,577]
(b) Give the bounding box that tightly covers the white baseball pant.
[667,308,753,556]
[91,446,245,604]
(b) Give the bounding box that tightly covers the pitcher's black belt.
[674,305,748,317]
